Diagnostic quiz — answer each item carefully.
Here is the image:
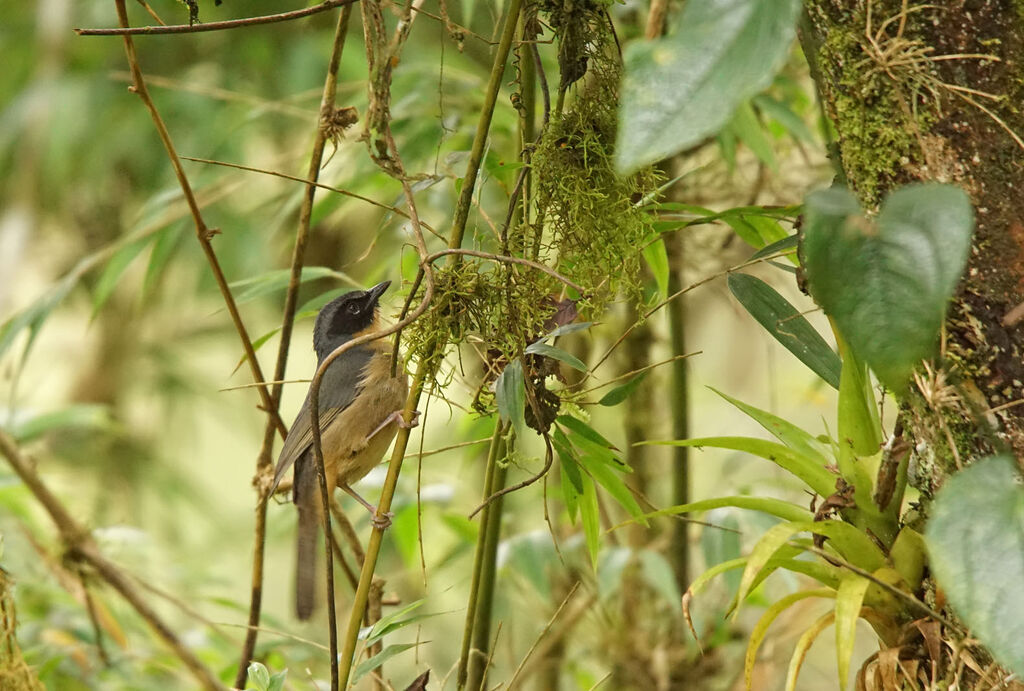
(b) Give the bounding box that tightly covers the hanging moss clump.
[529,1,660,316]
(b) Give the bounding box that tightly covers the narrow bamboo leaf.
[557,416,617,450]
[751,233,798,261]
[802,185,974,391]
[642,235,670,297]
[727,100,777,170]
[926,455,1024,679]
[753,94,816,144]
[543,321,594,339]
[598,371,649,407]
[496,359,525,433]
[524,342,587,371]
[834,574,870,691]
[361,598,426,645]
[0,268,81,362]
[784,612,836,691]
[735,520,885,610]
[142,223,184,300]
[577,449,646,524]
[580,477,601,568]
[9,405,114,443]
[232,327,281,375]
[709,388,831,464]
[92,236,152,317]
[617,0,803,172]
[352,643,421,683]
[645,437,835,498]
[746,589,835,690]
[616,495,813,528]
[724,216,763,247]
[553,429,583,520]
[727,273,841,388]
[228,266,352,306]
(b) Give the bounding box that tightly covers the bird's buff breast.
[323,351,408,486]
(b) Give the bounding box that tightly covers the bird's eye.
[346,302,360,315]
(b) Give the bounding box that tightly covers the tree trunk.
[802,1,1024,684]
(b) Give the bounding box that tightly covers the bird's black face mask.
[313,280,390,360]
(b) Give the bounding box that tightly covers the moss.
[814,4,935,208]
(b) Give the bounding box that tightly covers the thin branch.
[506,582,583,690]
[76,0,358,35]
[0,429,224,690]
[468,432,553,519]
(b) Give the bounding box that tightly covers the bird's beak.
[366,280,391,304]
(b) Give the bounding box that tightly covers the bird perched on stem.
[272,280,411,620]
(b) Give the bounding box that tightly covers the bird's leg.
[366,409,421,441]
[340,483,393,530]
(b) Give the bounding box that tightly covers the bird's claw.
[396,409,421,430]
[372,511,394,530]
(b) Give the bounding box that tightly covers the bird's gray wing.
[271,347,373,489]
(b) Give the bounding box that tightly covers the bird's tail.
[294,459,318,620]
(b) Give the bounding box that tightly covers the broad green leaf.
[92,236,152,317]
[746,589,835,690]
[645,437,835,498]
[802,185,974,391]
[598,371,649,407]
[352,642,421,683]
[268,670,286,691]
[642,235,670,297]
[496,359,525,433]
[727,273,841,389]
[524,342,587,371]
[727,100,776,170]
[710,388,831,464]
[247,662,271,691]
[834,574,870,691]
[785,612,835,691]
[926,455,1024,679]
[617,0,803,172]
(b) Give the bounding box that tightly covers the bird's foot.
[367,409,421,440]
[371,511,394,531]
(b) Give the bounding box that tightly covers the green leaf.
[619,495,813,527]
[142,223,184,301]
[727,273,841,388]
[709,388,831,464]
[642,235,670,297]
[553,429,584,521]
[543,321,594,339]
[557,416,617,450]
[751,233,798,261]
[268,670,287,691]
[726,100,776,170]
[753,93,816,144]
[645,437,835,498]
[834,573,870,691]
[926,455,1024,679]
[8,405,114,443]
[598,371,649,407]
[524,342,587,371]
[228,266,352,306]
[360,598,426,646]
[746,589,835,689]
[580,476,601,568]
[576,447,646,524]
[616,0,803,172]
[785,612,835,691]
[802,185,974,391]
[496,359,526,433]
[639,549,681,609]
[352,642,422,683]
[246,662,271,691]
[735,520,885,608]
[92,236,152,317]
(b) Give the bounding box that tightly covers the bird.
[272,279,410,620]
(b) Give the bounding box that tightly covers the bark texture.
[803,0,1024,476]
